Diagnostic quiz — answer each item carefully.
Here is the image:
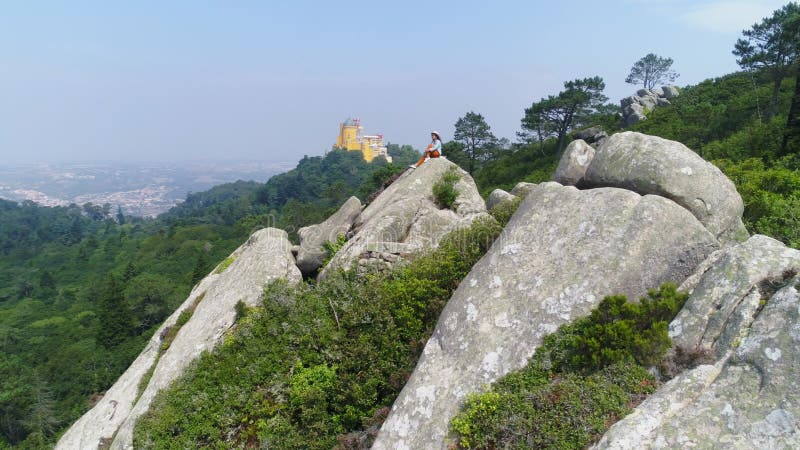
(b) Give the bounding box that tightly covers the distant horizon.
[1,0,791,164]
[0,157,299,167]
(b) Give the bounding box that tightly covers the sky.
[0,0,792,164]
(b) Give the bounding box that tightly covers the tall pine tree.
[95,274,133,348]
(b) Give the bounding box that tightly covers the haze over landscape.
[4,1,800,448]
[0,0,789,165]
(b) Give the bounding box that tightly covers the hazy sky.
[0,0,791,164]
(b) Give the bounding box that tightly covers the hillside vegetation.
[0,149,416,448]
[2,49,800,449]
[132,65,800,448]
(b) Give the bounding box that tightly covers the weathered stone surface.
[509,181,537,197]
[56,228,301,450]
[373,182,718,449]
[296,196,362,275]
[621,95,638,108]
[625,109,646,126]
[583,131,748,243]
[554,139,596,185]
[671,235,800,358]
[486,188,518,211]
[638,94,658,111]
[662,85,680,98]
[573,126,608,145]
[321,158,486,276]
[621,86,678,127]
[594,236,800,449]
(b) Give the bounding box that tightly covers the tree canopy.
[520,76,609,152]
[625,53,679,90]
[452,111,498,174]
[733,2,800,119]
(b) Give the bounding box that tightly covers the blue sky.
[0,0,791,164]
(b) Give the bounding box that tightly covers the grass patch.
[213,256,236,274]
[450,284,688,449]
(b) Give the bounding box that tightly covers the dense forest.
[0,148,418,448]
[2,4,800,446]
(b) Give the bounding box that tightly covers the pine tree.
[95,274,133,348]
[625,53,679,90]
[123,261,138,282]
[190,253,210,286]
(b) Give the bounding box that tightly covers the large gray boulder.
[594,235,800,449]
[321,158,486,276]
[554,139,595,185]
[56,228,302,450]
[580,131,748,244]
[662,85,680,99]
[573,126,608,146]
[620,86,679,127]
[295,196,362,275]
[486,188,518,211]
[373,182,718,449]
[625,107,647,126]
[509,181,537,197]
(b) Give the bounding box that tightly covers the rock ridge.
[56,228,301,450]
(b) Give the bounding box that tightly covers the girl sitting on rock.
[410,131,443,168]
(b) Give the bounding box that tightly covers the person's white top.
[431,139,442,153]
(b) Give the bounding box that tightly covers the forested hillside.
[0,148,417,448]
[462,67,799,248]
[130,61,800,448]
[4,17,800,446]
[630,71,800,247]
[4,62,800,447]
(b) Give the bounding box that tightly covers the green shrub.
[133,218,502,449]
[433,168,461,209]
[234,300,248,322]
[450,283,685,449]
[322,234,347,266]
[546,284,688,373]
[452,362,654,449]
[489,196,522,227]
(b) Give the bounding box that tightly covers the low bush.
[133,218,502,449]
[433,168,461,209]
[450,283,687,449]
[489,196,522,227]
[322,234,347,266]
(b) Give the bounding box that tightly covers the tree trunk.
[768,75,784,120]
[780,70,800,158]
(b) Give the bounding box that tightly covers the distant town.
[0,161,294,217]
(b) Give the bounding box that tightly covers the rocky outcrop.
[554,139,595,186]
[486,189,518,211]
[373,182,719,449]
[56,228,301,450]
[572,126,608,147]
[509,181,536,198]
[295,196,362,275]
[321,158,487,276]
[621,86,679,126]
[566,131,748,244]
[594,235,800,449]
